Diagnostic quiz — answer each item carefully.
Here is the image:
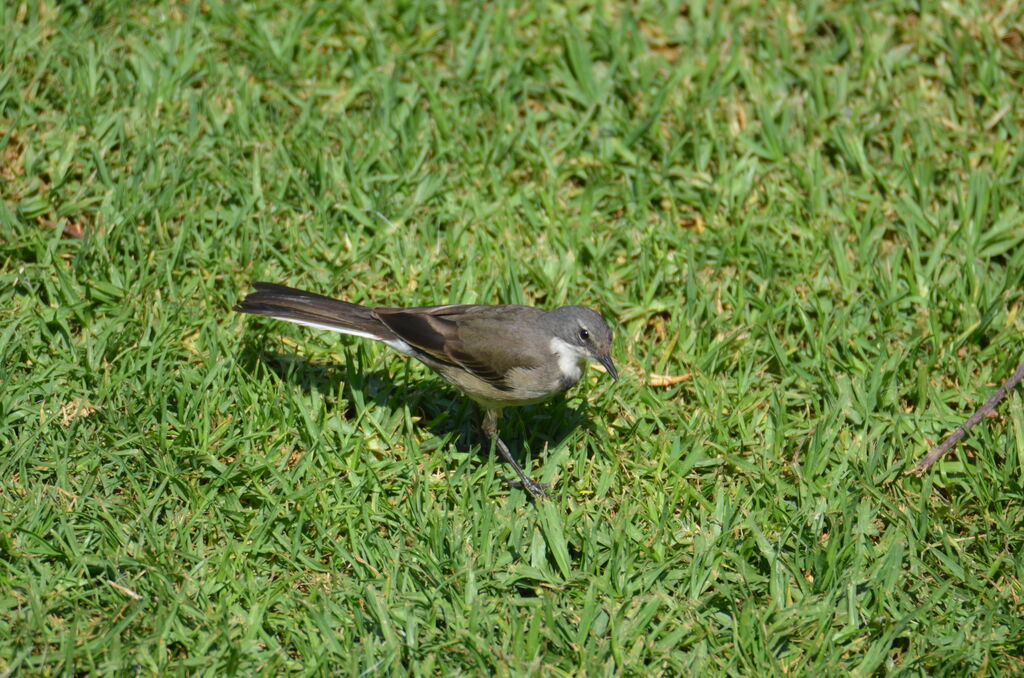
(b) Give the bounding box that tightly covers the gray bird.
[234,282,618,498]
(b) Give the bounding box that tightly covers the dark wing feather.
[373,309,461,360]
[444,345,514,390]
[374,305,544,390]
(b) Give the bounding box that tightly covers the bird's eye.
[579,328,590,341]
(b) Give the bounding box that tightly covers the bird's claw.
[506,477,551,499]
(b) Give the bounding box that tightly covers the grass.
[2,0,1024,674]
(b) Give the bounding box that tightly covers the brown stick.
[911,361,1024,475]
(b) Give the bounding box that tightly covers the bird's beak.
[597,353,619,381]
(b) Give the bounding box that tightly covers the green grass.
[3,0,1024,675]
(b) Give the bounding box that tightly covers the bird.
[234,282,618,498]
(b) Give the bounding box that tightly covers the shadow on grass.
[234,338,594,475]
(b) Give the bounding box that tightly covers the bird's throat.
[549,336,584,386]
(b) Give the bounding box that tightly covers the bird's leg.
[482,409,549,499]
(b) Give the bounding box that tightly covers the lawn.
[2,1,1023,675]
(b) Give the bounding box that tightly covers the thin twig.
[911,361,1024,475]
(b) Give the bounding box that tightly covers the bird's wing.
[373,305,545,390]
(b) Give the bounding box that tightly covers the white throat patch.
[549,337,585,382]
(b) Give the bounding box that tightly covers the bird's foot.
[506,476,551,499]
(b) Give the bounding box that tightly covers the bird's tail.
[234,282,392,341]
